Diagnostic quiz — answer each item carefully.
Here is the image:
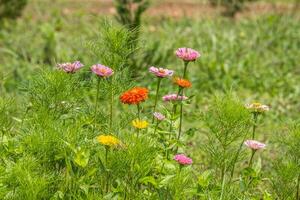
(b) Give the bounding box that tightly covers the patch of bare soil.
[55,0,300,19]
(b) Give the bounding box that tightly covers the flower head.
[162,94,188,102]
[91,64,114,78]
[132,119,148,129]
[244,140,266,150]
[174,154,193,165]
[176,47,200,62]
[97,135,120,147]
[120,87,149,105]
[57,61,84,73]
[245,103,269,113]
[153,112,165,121]
[149,66,174,78]
[174,77,192,88]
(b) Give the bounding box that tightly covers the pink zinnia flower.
[174,154,193,165]
[175,47,200,62]
[162,94,188,102]
[153,112,165,121]
[91,64,114,78]
[57,61,84,73]
[149,66,174,78]
[244,140,266,150]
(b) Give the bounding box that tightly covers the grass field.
[0,0,300,199]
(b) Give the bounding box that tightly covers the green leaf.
[159,175,176,187]
[139,176,158,188]
[74,147,90,168]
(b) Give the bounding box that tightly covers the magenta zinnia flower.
[162,94,188,102]
[57,61,84,73]
[174,154,193,165]
[149,66,174,78]
[244,140,266,150]
[176,47,200,62]
[91,64,114,78]
[153,112,165,121]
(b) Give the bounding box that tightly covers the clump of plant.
[201,95,250,197]
[0,0,27,23]
[271,122,300,199]
[209,0,256,17]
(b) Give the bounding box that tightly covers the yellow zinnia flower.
[97,135,120,147]
[132,119,148,129]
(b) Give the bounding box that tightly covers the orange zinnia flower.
[120,87,149,104]
[174,77,192,88]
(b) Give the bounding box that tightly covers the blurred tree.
[209,0,257,17]
[114,0,150,75]
[114,0,150,47]
[0,0,27,22]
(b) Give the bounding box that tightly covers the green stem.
[105,147,109,192]
[248,150,256,167]
[154,121,159,135]
[152,78,162,123]
[169,104,176,138]
[183,61,189,79]
[177,88,184,141]
[297,173,300,200]
[94,78,101,132]
[105,147,108,164]
[252,113,258,140]
[109,80,114,131]
[220,166,226,200]
[137,104,141,138]
[229,133,248,183]
[137,104,141,120]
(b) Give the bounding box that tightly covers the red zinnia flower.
[120,87,149,105]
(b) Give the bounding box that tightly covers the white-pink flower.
[162,94,188,102]
[91,64,114,78]
[175,47,200,62]
[153,112,165,121]
[244,140,266,150]
[245,103,270,113]
[57,61,84,73]
[174,154,193,165]
[149,66,173,78]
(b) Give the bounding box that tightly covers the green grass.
[0,0,300,199]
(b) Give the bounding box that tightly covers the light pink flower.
[153,112,165,121]
[149,66,173,78]
[57,61,84,73]
[162,94,188,102]
[91,64,114,78]
[175,48,200,62]
[174,154,193,165]
[244,140,266,150]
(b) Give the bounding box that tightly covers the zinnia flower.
[97,135,120,147]
[245,103,270,113]
[120,87,149,105]
[175,47,200,62]
[132,119,148,129]
[153,112,165,121]
[91,64,114,78]
[174,77,192,88]
[244,140,266,150]
[174,154,193,165]
[162,94,188,102]
[149,66,174,78]
[57,61,84,73]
